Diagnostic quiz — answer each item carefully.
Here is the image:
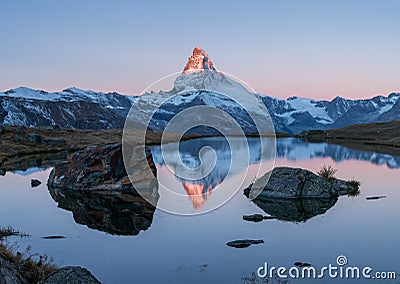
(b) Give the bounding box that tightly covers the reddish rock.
[183,46,216,73]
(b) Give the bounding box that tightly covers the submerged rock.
[226,239,264,248]
[38,266,100,284]
[294,262,312,267]
[42,236,66,239]
[366,195,387,200]
[242,214,275,222]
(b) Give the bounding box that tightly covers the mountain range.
[1,47,399,134]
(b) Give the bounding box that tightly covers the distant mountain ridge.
[0,87,134,129]
[1,47,399,133]
[1,85,399,134]
[259,92,400,133]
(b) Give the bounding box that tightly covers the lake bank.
[299,120,400,156]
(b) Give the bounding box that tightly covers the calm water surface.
[0,138,399,283]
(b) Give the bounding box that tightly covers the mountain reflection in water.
[151,137,400,209]
[151,136,274,210]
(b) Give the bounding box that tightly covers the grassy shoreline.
[1,122,399,173]
[0,227,57,283]
[299,120,400,156]
[0,126,290,172]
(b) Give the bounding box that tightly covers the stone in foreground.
[226,239,264,248]
[38,266,100,284]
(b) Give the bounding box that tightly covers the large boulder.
[245,167,355,199]
[38,266,100,284]
[244,167,358,222]
[47,143,159,235]
[47,143,157,194]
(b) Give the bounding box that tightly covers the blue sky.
[1,0,399,99]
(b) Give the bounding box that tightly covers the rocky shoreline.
[299,120,400,156]
[0,228,100,284]
[0,126,200,174]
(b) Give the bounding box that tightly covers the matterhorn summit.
[183,46,216,73]
[123,46,274,136]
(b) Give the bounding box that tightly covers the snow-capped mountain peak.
[1,46,400,134]
[173,47,254,97]
[183,46,216,73]
[0,87,135,129]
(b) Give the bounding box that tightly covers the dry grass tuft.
[317,164,338,182]
[0,227,57,283]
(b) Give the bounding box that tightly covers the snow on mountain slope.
[1,47,399,133]
[260,93,400,133]
[0,87,136,129]
[1,84,399,133]
[1,87,62,101]
[285,97,333,124]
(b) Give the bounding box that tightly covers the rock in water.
[243,214,264,222]
[38,266,100,284]
[226,239,264,248]
[42,235,66,239]
[48,143,157,194]
[246,167,356,199]
[242,214,275,222]
[366,195,386,200]
[47,143,159,235]
[243,167,359,222]
[31,179,42,187]
[294,262,311,267]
